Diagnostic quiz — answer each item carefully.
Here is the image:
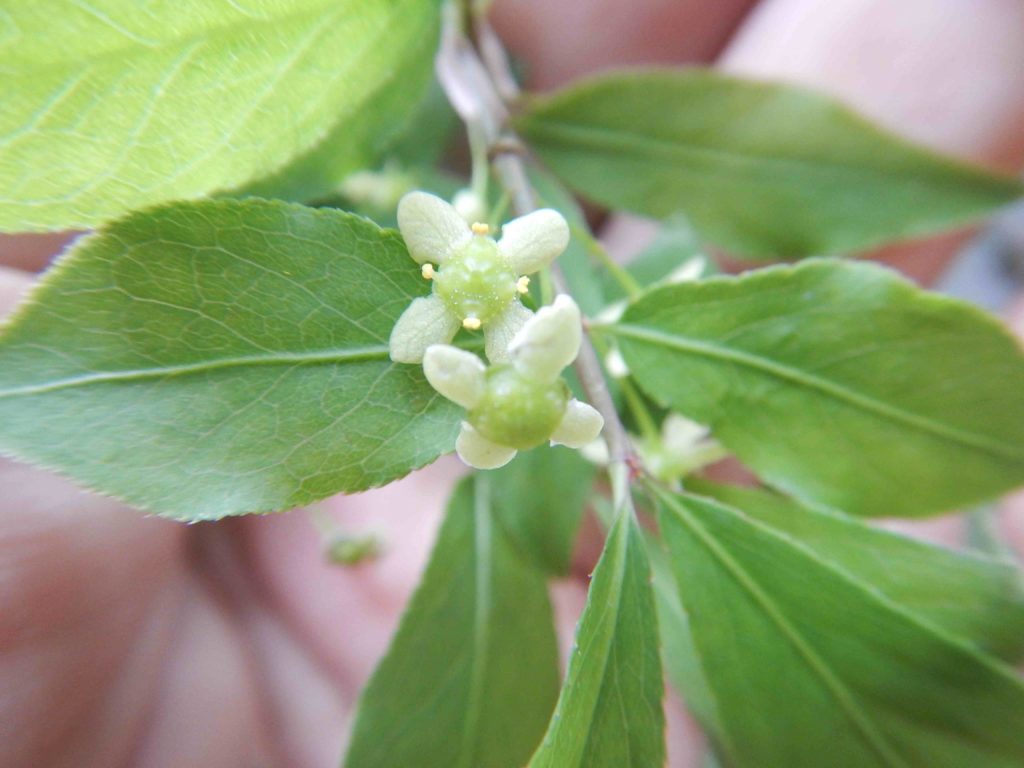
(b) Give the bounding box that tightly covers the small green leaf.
[517,70,1023,257]
[689,480,1024,661]
[0,0,439,231]
[490,445,597,576]
[0,199,459,519]
[658,488,1024,768]
[608,260,1024,517]
[345,475,560,768]
[529,508,665,768]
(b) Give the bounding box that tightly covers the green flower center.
[433,236,517,324]
[468,364,569,450]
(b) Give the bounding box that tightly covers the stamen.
[516,276,530,294]
[463,316,482,330]
[421,263,435,280]
[470,222,490,236]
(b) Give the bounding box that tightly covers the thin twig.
[435,3,636,467]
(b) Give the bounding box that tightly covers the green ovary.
[469,365,569,450]
[434,236,517,323]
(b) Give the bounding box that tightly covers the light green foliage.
[0,199,460,520]
[606,214,711,301]
[345,475,560,768]
[658,490,1024,768]
[518,71,1023,257]
[234,13,441,203]
[688,480,1024,661]
[529,509,665,768]
[608,260,1024,517]
[0,0,439,231]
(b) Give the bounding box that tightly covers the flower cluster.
[390,192,603,469]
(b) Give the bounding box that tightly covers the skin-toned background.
[2,1,1024,765]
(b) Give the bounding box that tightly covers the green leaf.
[235,34,444,203]
[657,488,1024,768]
[688,480,1024,661]
[0,199,459,520]
[644,529,725,743]
[517,70,1023,258]
[0,0,439,231]
[607,259,1024,517]
[345,474,560,768]
[529,508,665,768]
[529,167,608,316]
[490,445,597,576]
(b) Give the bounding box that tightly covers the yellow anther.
[421,263,435,280]
[516,276,530,294]
[470,222,490,236]
[463,316,482,330]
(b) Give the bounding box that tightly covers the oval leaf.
[0,199,459,519]
[657,489,1024,768]
[0,0,438,231]
[517,70,1022,257]
[529,508,665,768]
[345,475,560,768]
[609,259,1024,517]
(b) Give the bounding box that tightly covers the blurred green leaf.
[490,445,597,576]
[0,0,439,230]
[658,488,1024,768]
[345,474,560,768]
[529,167,608,316]
[689,480,1024,661]
[609,259,1024,517]
[0,199,458,519]
[518,70,1022,257]
[529,508,665,768]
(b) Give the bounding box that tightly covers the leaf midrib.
[659,492,909,768]
[0,344,391,398]
[609,322,1024,463]
[521,117,1017,196]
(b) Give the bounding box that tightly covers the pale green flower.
[389,191,569,364]
[423,295,603,469]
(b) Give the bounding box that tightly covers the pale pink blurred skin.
[2,1,1024,765]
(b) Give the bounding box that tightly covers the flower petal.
[423,345,486,409]
[508,294,581,381]
[550,399,604,448]
[483,301,533,363]
[456,422,517,469]
[498,208,569,275]
[397,191,471,265]
[388,296,460,363]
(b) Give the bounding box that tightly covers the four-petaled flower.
[422,295,604,469]
[389,191,570,364]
